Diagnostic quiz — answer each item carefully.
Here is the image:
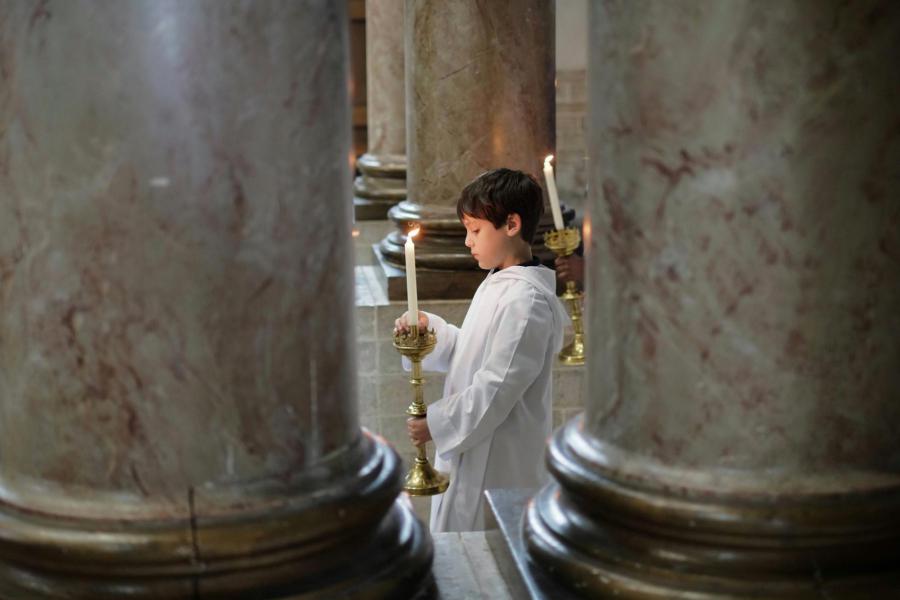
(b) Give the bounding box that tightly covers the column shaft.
[378,0,563,299]
[526,0,900,596]
[354,0,407,220]
[0,1,431,597]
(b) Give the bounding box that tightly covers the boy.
[395,168,568,532]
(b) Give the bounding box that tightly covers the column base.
[354,153,407,221]
[0,432,433,599]
[522,417,900,599]
[382,201,576,267]
[381,201,481,271]
[373,243,486,301]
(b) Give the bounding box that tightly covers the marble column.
[525,0,900,597]
[378,0,567,299]
[354,0,407,221]
[0,1,431,598]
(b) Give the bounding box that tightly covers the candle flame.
[544,155,554,169]
[408,227,421,239]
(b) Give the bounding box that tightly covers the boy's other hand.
[555,255,584,287]
[407,417,432,447]
[394,311,429,335]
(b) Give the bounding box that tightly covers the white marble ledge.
[355,265,390,307]
[432,530,515,600]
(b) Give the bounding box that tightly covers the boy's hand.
[394,311,429,335]
[555,255,584,287]
[407,417,432,447]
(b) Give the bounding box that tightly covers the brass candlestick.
[544,227,585,365]
[392,327,450,496]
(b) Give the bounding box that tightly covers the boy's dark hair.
[456,168,545,244]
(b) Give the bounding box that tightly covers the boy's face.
[462,214,518,270]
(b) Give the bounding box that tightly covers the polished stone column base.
[0,433,433,599]
[380,201,481,271]
[354,154,407,221]
[376,200,574,299]
[521,417,900,599]
[373,244,485,301]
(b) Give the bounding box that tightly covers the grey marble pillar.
[525,0,900,597]
[0,1,431,597]
[377,0,566,299]
[354,0,407,221]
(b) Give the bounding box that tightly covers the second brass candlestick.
[392,327,449,496]
[544,227,586,365]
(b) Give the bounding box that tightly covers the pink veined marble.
[584,0,900,483]
[0,0,359,520]
[405,0,556,210]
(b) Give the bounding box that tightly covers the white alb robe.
[407,264,568,532]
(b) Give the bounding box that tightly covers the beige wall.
[556,0,587,71]
[555,0,588,217]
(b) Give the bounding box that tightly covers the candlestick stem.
[392,329,449,496]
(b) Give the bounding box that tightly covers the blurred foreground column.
[0,1,431,597]
[525,1,900,597]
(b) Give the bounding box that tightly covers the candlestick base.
[544,228,586,366]
[404,455,450,497]
[559,343,585,366]
[393,328,450,497]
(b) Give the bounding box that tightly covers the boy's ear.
[506,213,522,237]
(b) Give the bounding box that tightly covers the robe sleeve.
[401,311,460,373]
[426,289,549,458]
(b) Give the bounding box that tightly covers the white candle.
[543,154,564,230]
[405,227,420,330]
